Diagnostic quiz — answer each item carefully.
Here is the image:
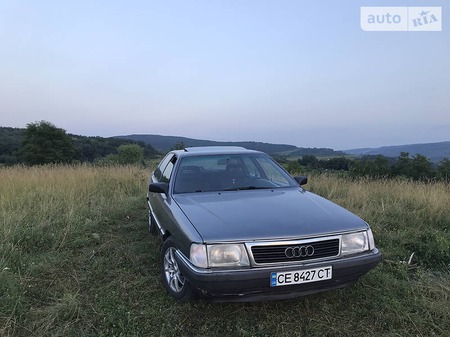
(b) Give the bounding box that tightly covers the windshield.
[173,153,298,194]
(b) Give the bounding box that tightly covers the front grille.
[250,238,340,264]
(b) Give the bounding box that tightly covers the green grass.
[1,166,449,336]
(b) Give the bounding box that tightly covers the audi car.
[147,146,381,301]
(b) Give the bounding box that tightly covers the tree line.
[0,121,159,166]
[2,122,449,180]
[281,153,450,181]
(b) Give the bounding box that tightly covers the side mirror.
[294,176,308,186]
[149,182,169,195]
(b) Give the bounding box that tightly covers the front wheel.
[160,238,195,301]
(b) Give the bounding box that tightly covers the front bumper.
[176,249,382,302]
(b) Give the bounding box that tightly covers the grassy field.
[1,165,449,336]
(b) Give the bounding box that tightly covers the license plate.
[270,266,332,287]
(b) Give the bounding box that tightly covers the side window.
[160,157,177,183]
[154,154,173,181]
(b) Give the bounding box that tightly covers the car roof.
[171,146,261,157]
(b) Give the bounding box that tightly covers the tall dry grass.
[307,175,450,268]
[1,164,147,252]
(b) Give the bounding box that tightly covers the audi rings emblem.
[285,245,314,258]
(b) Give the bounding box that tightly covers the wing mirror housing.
[294,176,308,186]
[149,182,169,195]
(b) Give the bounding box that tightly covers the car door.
[149,154,177,234]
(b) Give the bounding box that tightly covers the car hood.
[173,188,368,242]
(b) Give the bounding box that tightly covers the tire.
[148,208,158,235]
[160,238,195,301]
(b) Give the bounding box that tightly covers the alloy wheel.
[163,247,185,293]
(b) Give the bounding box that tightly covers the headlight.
[190,243,250,268]
[208,244,250,267]
[341,231,370,256]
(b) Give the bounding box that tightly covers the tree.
[21,121,76,165]
[372,156,391,176]
[349,155,392,178]
[393,152,412,177]
[284,160,302,173]
[320,157,352,171]
[0,127,24,165]
[298,155,320,169]
[410,154,432,180]
[171,141,185,150]
[117,144,144,164]
[436,158,450,181]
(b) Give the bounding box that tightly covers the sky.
[0,0,449,150]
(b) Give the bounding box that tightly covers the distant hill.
[115,134,348,157]
[344,141,450,163]
[288,147,345,157]
[115,134,299,154]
